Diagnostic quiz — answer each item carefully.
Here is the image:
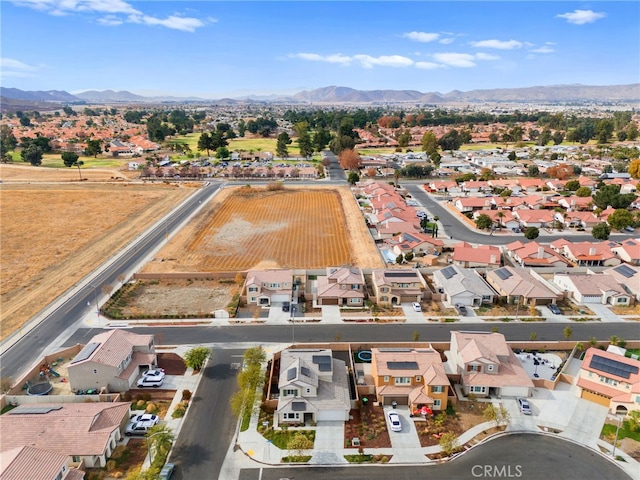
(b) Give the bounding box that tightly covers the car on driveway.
[547,304,562,315]
[125,419,157,436]
[142,369,165,380]
[137,376,164,388]
[387,410,402,432]
[281,301,290,312]
[412,302,422,312]
[517,397,532,415]
[130,413,159,425]
[455,304,467,315]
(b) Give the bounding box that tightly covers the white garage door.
[317,410,346,422]
[271,295,289,303]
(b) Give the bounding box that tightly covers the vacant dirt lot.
[0,182,193,339]
[0,163,138,182]
[143,185,383,273]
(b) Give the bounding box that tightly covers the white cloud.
[0,57,40,77]
[556,9,606,25]
[530,47,554,54]
[470,39,523,50]
[11,0,207,31]
[415,61,441,70]
[475,52,500,61]
[290,53,352,65]
[403,31,440,43]
[353,54,414,68]
[432,52,476,68]
[438,38,455,45]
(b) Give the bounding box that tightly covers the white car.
[130,413,159,425]
[517,397,532,415]
[125,419,156,436]
[412,302,422,312]
[142,369,165,380]
[387,410,402,432]
[137,376,164,388]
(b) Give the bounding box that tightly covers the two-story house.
[276,349,351,424]
[315,266,366,307]
[371,269,428,306]
[67,329,157,393]
[447,331,533,398]
[371,347,449,411]
[244,269,293,306]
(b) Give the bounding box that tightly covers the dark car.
[455,304,467,315]
[281,301,290,312]
[547,304,562,315]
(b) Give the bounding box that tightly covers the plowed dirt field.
[143,185,383,272]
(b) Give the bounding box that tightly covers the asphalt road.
[323,150,347,182]
[169,348,242,480]
[403,183,635,245]
[238,433,631,480]
[0,183,221,380]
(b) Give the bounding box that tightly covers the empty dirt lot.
[0,180,194,339]
[142,185,384,273]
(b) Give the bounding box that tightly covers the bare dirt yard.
[0,179,194,339]
[143,185,383,273]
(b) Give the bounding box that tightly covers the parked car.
[412,302,422,312]
[455,304,467,315]
[125,420,156,436]
[142,369,165,380]
[158,463,176,480]
[547,304,562,315]
[137,376,164,388]
[624,226,635,233]
[387,410,402,432]
[517,397,532,415]
[130,413,159,425]
[281,301,290,312]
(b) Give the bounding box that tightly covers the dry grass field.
[0,163,138,182]
[143,185,383,273]
[0,181,193,339]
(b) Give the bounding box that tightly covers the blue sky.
[1,1,638,98]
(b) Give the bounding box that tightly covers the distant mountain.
[74,89,148,102]
[293,86,428,103]
[0,87,80,102]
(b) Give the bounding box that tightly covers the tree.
[488,132,499,143]
[430,151,441,168]
[421,130,438,155]
[84,139,102,158]
[296,129,314,158]
[593,184,636,210]
[276,132,292,158]
[197,132,215,156]
[347,171,360,185]
[287,433,313,456]
[338,149,361,170]
[607,209,633,231]
[595,119,614,144]
[575,186,592,197]
[629,159,640,179]
[564,180,580,191]
[404,252,414,262]
[62,151,84,180]
[563,326,573,341]
[243,346,266,367]
[626,122,639,141]
[475,214,492,231]
[592,222,611,240]
[495,211,505,231]
[312,127,332,152]
[439,431,460,457]
[21,144,43,165]
[507,151,517,161]
[146,424,174,463]
[528,165,539,177]
[395,254,404,264]
[438,129,463,151]
[0,125,18,162]
[552,131,565,145]
[524,227,539,240]
[184,346,210,371]
[215,146,230,159]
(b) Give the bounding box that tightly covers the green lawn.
[602,422,640,442]
[263,429,315,450]
[39,153,125,169]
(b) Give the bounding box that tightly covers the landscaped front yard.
[415,402,485,447]
[344,405,391,449]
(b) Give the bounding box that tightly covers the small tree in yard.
[483,404,511,428]
[404,252,414,262]
[396,254,404,264]
[439,431,460,457]
[592,222,611,240]
[524,227,539,239]
[287,433,313,456]
[184,346,210,371]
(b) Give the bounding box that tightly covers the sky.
[1,1,639,98]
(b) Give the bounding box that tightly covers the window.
[432,385,444,393]
[381,296,388,302]
[72,456,81,463]
[248,286,258,292]
[351,284,360,290]
[268,283,281,289]
[471,386,486,393]
[415,376,422,382]
[397,283,410,288]
[467,364,481,372]
[250,297,256,302]
[616,297,627,304]
[286,412,300,420]
[283,389,298,397]
[349,298,360,304]
[433,399,441,407]
[395,377,411,385]
[384,375,389,383]
[487,365,494,372]
[381,287,388,293]
[306,388,311,394]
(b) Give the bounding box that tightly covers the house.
[577,347,640,414]
[556,211,600,228]
[371,347,450,410]
[512,209,555,228]
[505,241,571,268]
[276,349,350,424]
[432,265,496,307]
[388,232,444,256]
[447,331,533,398]
[429,180,459,194]
[472,209,520,231]
[315,266,365,307]
[452,197,491,213]
[0,402,130,468]
[67,329,157,393]
[452,242,501,268]
[0,445,85,480]
[611,238,640,265]
[486,266,560,305]
[557,196,593,212]
[554,241,621,267]
[371,269,427,306]
[552,273,631,305]
[603,264,640,301]
[127,161,141,171]
[244,269,293,306]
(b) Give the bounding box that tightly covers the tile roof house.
[67,329,157,393]
[0,402,130,468]
[557,196,594,211]
[512,209,555,228]
[315,266,366,307]
[611,238,640,265]
[432,265,496,307]
[556,210,600,228]
[486,267,560,305]
[552,241,621,267]
[452,197,492,213]
[472,209,519,231]
[276,349,350,424]
[577,347,640,414]
[244,269,294,306]
[371,269,428,306]
[452,242,501,268]
[371,347,450,410]
[447,331,534,398]
[0,445,85,480]
[552,273,631,305]
[505,241,571,268]
[603,264,640,301]
[387,232,444,256]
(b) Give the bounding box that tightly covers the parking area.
[401,303,425,321]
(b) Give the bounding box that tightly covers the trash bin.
[392,401,398,409]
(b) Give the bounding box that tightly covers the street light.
[291,306,296,345]
[145,430,167,467]
[89,283,100,321]
[514,295,521,321]
[611,411,624,459]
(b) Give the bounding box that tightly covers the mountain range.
[1,84,639,106]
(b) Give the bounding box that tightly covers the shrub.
[182,389,192,401]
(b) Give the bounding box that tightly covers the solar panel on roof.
[287,368,297,381]
[495,268,513,280]
[441,266,456,279]
[613,264,636,278]
[312,355,331,364]
[385,272,417,278]
[300,366,311,377]
[292,401,307,411]
[387,361,419,370]
[10,406,62,415]
[70,342,101,364]
[589,354,638,379]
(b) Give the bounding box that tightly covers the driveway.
[310,421,348,465]
[384,406,424,462]
[402,303,424,323]
[586,303,624,323]
[321,305,342,323]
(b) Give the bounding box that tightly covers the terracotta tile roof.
[76,329,154,368]
[453,243,501,265]
[0,446,70,480]
[372,347,447,381]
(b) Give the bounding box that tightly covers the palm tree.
[496,211,505,231]
[146,424,174,464]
